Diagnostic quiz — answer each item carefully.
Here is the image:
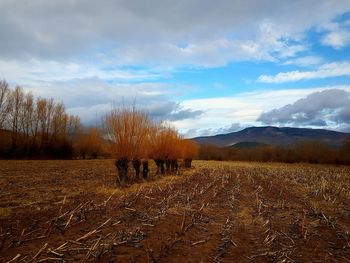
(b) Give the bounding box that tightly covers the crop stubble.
[0,160,349,262]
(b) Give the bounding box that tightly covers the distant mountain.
[230,141,269,148]
[192,126,350,148]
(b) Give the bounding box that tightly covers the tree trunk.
[170,159,178,174]
[160,160,165,174]
[10,129,17,156]
[184,158,192,168]
[132,159,141,179]
[142,160,149,179]
[115,158,129,184]
[165,159,171,173]
[154,159,165,175]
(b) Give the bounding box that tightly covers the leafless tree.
[9,86,24,152]
[104,107,150,183]
[0,80,12,130]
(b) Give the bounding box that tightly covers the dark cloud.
[145,101,203,121]
[145,101,179,119]
[166,109,203,121]
[257,89,350,127]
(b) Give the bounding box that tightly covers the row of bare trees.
[0,80,83,158]
[104,107,198,183]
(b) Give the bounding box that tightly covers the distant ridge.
[230,141,269,148]
[192,126,350,148]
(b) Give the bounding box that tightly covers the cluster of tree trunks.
[114,158,188,184]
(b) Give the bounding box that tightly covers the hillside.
[193,126,350,148]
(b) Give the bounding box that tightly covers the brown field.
[0,160,350,262]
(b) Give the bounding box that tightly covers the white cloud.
[0,59,164,84]
[321,20,350,49]
[257,62,350,83]
[322,30,350,49]
[282,56,323,67]
[108,34,306,68]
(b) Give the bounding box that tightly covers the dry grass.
[0,159,349,262]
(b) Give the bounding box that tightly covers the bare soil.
[0,160,349,262]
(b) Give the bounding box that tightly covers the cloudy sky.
[1,0,350,137]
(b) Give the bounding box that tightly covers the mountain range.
[192,126,350,148]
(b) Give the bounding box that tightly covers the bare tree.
[76,127,101,159]
[149,124,181,174]
[36,97,48,150]
[44,98,55,146]
[180,139,198,168]
[0,80,12,130]
[9,86,24,152]
[20,92,34,152]
[67,115,81,144]
[0,81,84,158]
[51,102,66,143]
[104,107,150,183]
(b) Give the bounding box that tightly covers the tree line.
[0,81,82,158]
[0,80,107,159]
[199,139,350,165]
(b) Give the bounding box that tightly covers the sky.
[1,0,350,137]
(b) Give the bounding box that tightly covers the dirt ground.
[0,160,349,262]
